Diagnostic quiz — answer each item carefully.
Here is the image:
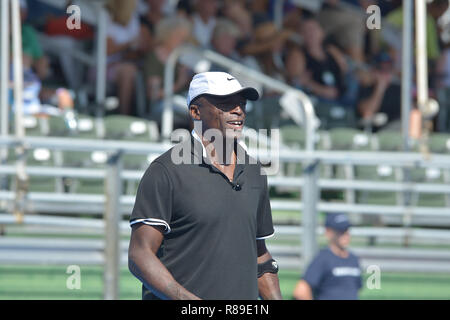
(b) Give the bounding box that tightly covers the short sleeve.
[302,254,325,292]
[130,161,173,234]
[256,173,274,240]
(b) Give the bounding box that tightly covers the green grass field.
[0,264,449,300]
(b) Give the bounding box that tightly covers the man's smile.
[226,119,244,130]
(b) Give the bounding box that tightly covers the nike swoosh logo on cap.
[227,77,235,81]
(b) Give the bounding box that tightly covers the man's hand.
[374,70,393,89]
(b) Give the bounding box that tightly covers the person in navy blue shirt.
[293,213,362,300]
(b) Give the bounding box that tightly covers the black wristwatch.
[257,259,279,278]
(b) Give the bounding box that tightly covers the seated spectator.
[296,17,350,104]
[284,46,309,91]
[248,0,271,25]
[209,18,262,82]
[105,0,146,115]
[356,53,401,127]
[176,0,195,17]
[280,2,306,32]
[37,2,94,92]
[19,0,49,81]
[223,0,254,42]
[143,16,193,115]
[436,47,450,89]
[139,0,167,51]
[191,0,219,48]
[316,0,366,63]
[385,0,447,76]
[16,0,59,113]
[241,21,291,82]
[209,19,242,69]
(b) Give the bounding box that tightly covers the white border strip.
[256,232,275,240]
[130,218,171,234]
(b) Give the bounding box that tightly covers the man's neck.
[329,243,349,258]
[201,135,236,166]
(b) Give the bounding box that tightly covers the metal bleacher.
[1,111,450,273]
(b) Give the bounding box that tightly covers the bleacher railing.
[1,135,450,297]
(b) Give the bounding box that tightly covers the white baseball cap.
[187,72,259,106]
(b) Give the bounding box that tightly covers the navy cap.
[325,213,351,232]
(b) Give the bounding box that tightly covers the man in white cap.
[128,72,282,300]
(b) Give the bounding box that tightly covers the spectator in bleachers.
[209,19,242,69]
[105,0,146,115]
[16,0,52,114]
[295,17,350,104]
[38,4,94,92]
[143,16,193,115]
[284,46,309,92]
[10,1,74,116]
[436,47,450,89]
[240,21,291,82]
[138,0,167,51]
[248,0,271,25]
[315,0,367,63]
[176,0,195,18]
[209,18,262,77]
[428,0,449,91]
[223,0,253,40]
[356,52,401,127]
[191,0,219,48]
[279,1,306,32]
[19,0,50,81]
[384,0,447,77]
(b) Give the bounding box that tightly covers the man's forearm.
[258,272,283,300]
[128,250,200,300]
[256,243,282,300]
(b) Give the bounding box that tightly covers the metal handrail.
[1,136,450,168]
[1,165,450,194]
[1,190,449,220]
[2,134,450,271]
[3,214,450,243]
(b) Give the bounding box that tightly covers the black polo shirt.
[129,134,274,300]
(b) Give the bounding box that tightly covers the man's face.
[301,20,324,47]
[212,34,237,57]
[326,228,351,250]
[191,94,247,141]
[197,0,218,18]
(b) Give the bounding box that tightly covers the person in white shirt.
[191,0,218,48]
[105,0,146,115]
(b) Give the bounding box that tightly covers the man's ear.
[190,104,201,121]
